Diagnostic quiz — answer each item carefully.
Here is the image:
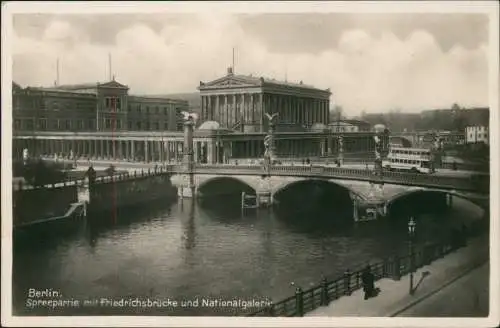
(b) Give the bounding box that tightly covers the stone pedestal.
[256,191,273,207]
[257,176,273,208]
[178,186,196,199]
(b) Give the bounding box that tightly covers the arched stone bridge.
[170,168,489,220]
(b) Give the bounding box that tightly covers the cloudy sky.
[11,11,490,114]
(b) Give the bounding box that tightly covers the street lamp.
[290,281,303,317]
[408,217,416,295]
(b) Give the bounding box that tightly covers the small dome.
[373,124,387,133]
[198,121,221,130]
[311,123,328,131]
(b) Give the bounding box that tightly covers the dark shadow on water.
[14,198,177,252]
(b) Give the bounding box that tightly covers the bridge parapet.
[16,164,487,198]
[187,165,487,194]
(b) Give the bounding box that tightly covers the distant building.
[329,119,371,133]
[12,80,189,133]
[465,126,489,144]
[389,136,412,148]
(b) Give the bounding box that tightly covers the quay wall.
[88,172,177,215]
[13,185,78,226]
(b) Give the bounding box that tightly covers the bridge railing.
[188,164,486,192]
[247,237,466,317]
[13,165,180,191]
[14,163,488,194]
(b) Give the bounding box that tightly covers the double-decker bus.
[382,147,434,174]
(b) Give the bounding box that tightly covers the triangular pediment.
[200,75,261,89]
[99,80,129,89]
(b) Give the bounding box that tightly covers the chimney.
[227,67,233,75]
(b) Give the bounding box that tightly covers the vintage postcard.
[1,1,499,327]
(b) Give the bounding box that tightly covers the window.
[52,119,60,130]
[25,119,34,130]
[128,121,133,130]
[137,105,141,113]
[88,119,95,130]
[65,119,71,130]
[14,119,21,130]
[116,120,122,129]
[105,119,111,129]
[128,104,132,112]
[164,107,168,115]
[53,102,59,111]
[38,119,47,130]
[136,122,142,130]
[154,122,159,130]
[105,97,110,108]
[116,98,121,111]
[164,122,169,129]
[77,120,84,130]
[155,106,159,114]
[146,106,150,114]
[146,121,150,130]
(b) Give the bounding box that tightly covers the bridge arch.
[196,175,259,197]
[385,188,487,219]
[271,178,362,223]
[386,188,487,209]
[271,178,366,201]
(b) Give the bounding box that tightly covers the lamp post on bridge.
[408,217,416,295]
[290,281,304,317]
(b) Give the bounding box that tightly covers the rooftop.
[199,68,331,94]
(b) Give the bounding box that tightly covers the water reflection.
[12,192,484,316]
[179,200,197,250]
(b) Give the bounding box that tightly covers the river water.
[12,192,483,316]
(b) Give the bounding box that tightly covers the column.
[201,96,205,121]
[233,94,237,127]
[224,95,229,127]
[144,140,149,162]
[250,94,255,125]
[215,95,220,123]
[164,141,169,162]
[124,140,129,161]
[130,140,135,161]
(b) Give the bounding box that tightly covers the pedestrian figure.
[86,164,96,183]
[361,265,375,300]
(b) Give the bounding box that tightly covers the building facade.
[13,72,377,165]
[329,119,371,133]
[192,68,375,163]
[198,67,331,133]
[12,80,188,133]
[465,126,489,144]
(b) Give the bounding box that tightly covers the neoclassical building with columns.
[13,69,377,165]
[198,67,331,132]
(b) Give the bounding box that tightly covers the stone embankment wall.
[13,185,78,226]
[88,172,177,215]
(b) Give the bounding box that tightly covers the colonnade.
[13,133,376,164]
[229,135,375,160]
[200,93,330,129]
[13,138,185,163]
